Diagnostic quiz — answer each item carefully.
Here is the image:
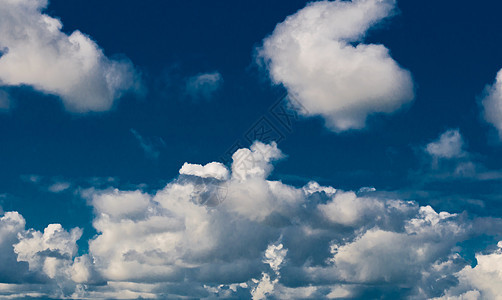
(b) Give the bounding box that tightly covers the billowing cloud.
[257,0,414,132]
[0,141,501,298]
[481,69,502,138]
[0,0,140,113]
[185,71,223,100]
[435,242,502,299]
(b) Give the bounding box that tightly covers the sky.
[1,0,502,299]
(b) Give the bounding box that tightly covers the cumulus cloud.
[257,0,414,132]
[426,129,465,159]
[0,0,141,113]
[435,242,502,299]
[1,142,501,298]
[481,69,502,138]
[185,71,223,100]
[0,211,86,299]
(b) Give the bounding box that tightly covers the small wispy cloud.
[425,129,465,159]
[130,129,166,160]
[185,71,223,100]
[47,182,71,193]
[0,89,11,112]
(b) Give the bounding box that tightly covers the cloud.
[251,242,287,300]
[426,129,465,159]
[257,0,414,132]
[0,89,11,112]
[48,182,71,193]
[185,71,223,100]
[179,162,229,180]
[1,142,502,298]
[481,69,502,138]
[435,242,502,299]
[0,0,141,113]
[130,129,166,160]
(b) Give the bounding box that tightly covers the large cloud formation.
[258,0,414,132]
[481,69,502,138]
[0,0,140,113]
[0,142,501,299]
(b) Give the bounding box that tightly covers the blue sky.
[1,0,502,298]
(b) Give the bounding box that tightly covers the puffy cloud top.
[0,0,140,112]
[179,162,229,180]
[258,0,414,132]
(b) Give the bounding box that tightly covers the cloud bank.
[0,0,140,113]
[0,142,501,299]
[258,0,414,132]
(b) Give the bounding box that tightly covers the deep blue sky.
[2,0,502,250]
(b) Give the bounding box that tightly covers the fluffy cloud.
[481,69,502,138]
[1,142,501,298]
[0,0,140,113]
[185,71,223,100]
[258,0,414,132]
[435,242,502,299]
[0,211,86,299]
[179,162,229,180]
[426,129,465,159]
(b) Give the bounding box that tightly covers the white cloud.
[48,181,71,193]
[14,224,82,279]
[481,69,502,138]
[251,242,287,300]
[0,142,501,298]
[426,129,465,159]
[179,162,229,180]
[436,242,502,299]
[185,71,223,100]
[257,0,414,132]
[0,0,140,113]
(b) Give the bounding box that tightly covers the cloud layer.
[0,142,501,298]
[0,0,140,113]
[258,0,414,132]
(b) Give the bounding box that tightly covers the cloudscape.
[1,0,502,299]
